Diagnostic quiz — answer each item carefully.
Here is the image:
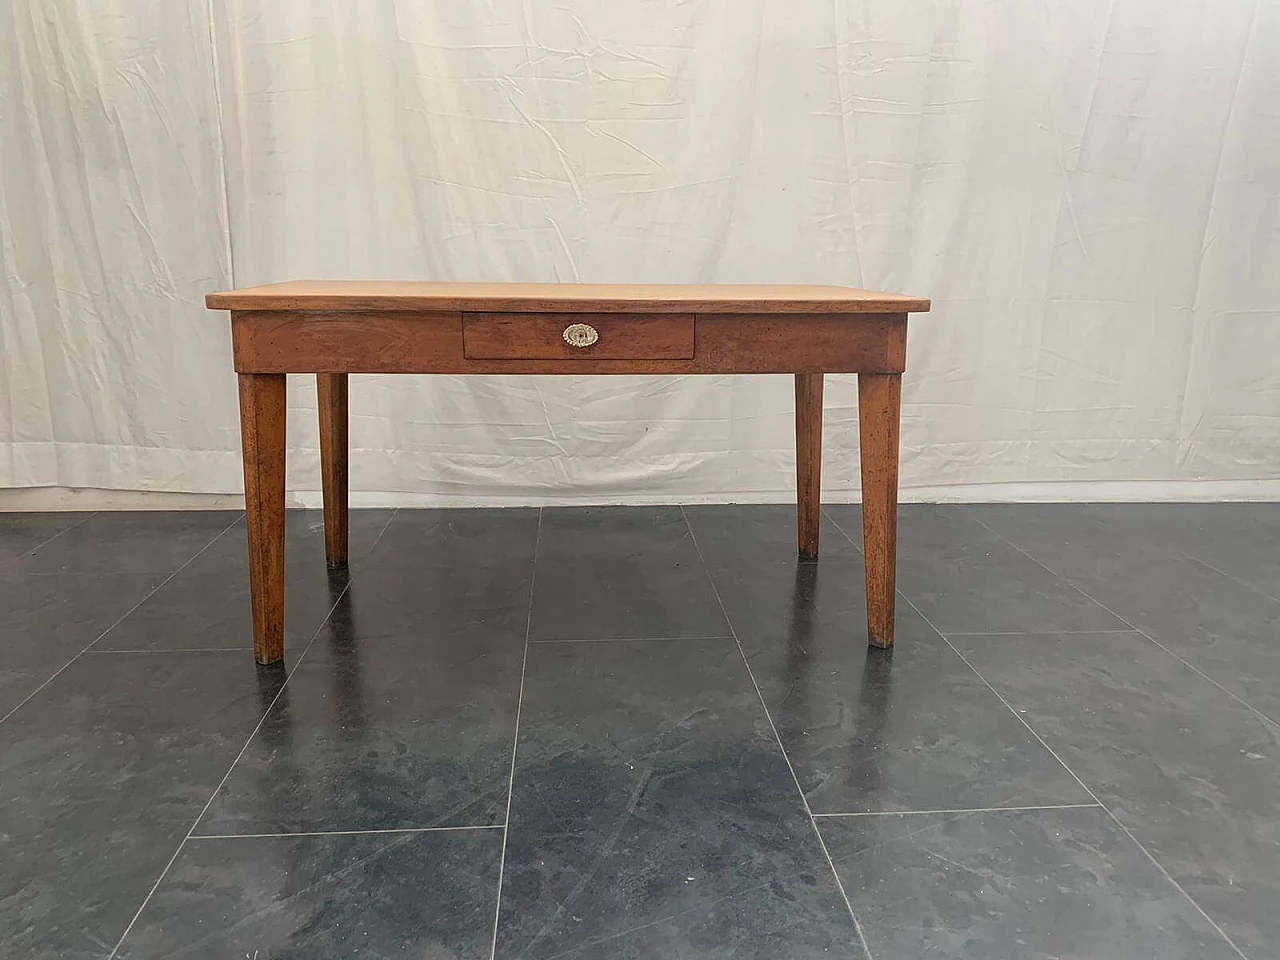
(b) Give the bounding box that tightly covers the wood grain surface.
[795,373,824,560]
[208,280,930,315]
[858,372,902,649]
[463,313,694,360]
[231,311,908,374]
[237,373,287,664]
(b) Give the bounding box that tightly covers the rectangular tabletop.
[206,280,931,315]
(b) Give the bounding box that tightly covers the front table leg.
[857,372,902,648]
[238,373,287,664]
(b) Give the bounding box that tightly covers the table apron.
[230,310,908,375]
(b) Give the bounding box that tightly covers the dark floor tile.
[10,510,239,577]
[285,507,397,562]
[826,504,1125,635]
[0,573,157,715]
[363,506,540,571]
[1153,503,1280,598]
[262,507,397,577]
[963,502,1197,578]
[684,503,859,565]
[95,564,346,653]
[708,554,1089,813]
[531,555,730,642]
[969,502,1280,601]
[954,631,1280,959]
[198,620,525,835]
[330,554,533,641]
[495,639,864,960]
[115,829,502,960]
[336,507,537,644]
[535,504,693,556]
[819,807,1238,959]
[1082,557,1280,724]
[965,503,1280,723]
[93,511,392,652]
[0,652,285,959]
[530,507,729,641]
[0,512,92,565]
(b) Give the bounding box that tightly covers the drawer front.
[463,312,694,360]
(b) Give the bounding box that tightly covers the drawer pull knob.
[562,323,599,348]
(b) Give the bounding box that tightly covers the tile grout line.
[88,648,261,655]
[528,635,735,645]
[1100,631,1280,729]
[1178,550,1280,607]
[365,507,401,556]
[961,509,1280,733]
[0,512,246,727]
[189,824,505,840]
[489,505,541,960]
[680,506,877,960]
[942,629,1136,637]
[0,509,98,573]
[820,505,864,556]
[901,591,1252,960]
[106,507,400,959]
[812,803,1102,818]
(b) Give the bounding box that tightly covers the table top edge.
[205,281,931,314]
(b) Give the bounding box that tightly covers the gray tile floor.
[1,503,1278,959]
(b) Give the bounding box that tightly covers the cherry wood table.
[206,281,930,664]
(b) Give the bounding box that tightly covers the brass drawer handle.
[562,322,599,348]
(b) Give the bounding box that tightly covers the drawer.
[463,312,694,360]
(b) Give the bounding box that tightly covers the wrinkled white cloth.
[2,0,1278,502]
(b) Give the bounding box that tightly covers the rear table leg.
[795,373,824,560]
[317,373,349,566]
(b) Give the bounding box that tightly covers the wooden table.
[206,281,931,664]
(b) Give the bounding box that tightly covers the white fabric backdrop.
[3,0,1279,505]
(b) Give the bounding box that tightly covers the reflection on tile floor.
[1,503,1278,959]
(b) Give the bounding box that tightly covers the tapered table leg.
[317,373,349,566]
[238,373,287,664]
[858,372,902,648]
[795,373,824,559]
